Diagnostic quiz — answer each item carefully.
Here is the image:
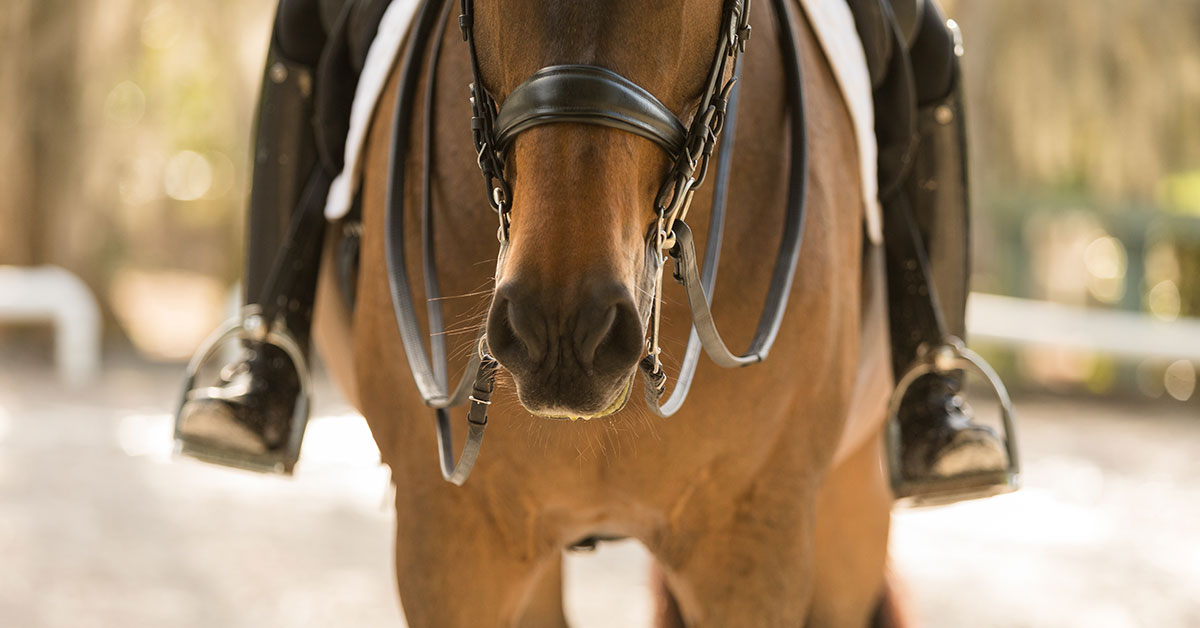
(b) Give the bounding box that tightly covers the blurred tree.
[0,0,272,352]
[951,0,1200,207]
[0,1,36,265]
[0,0,84,268]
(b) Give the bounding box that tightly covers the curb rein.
[384,0,810,485]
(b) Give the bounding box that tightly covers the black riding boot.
[884,1,1017,504]
[174,2,329,474]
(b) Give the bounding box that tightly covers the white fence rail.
[0,266,101,384]
[967,292,1200,362]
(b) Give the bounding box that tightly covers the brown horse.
[314,0,899,625]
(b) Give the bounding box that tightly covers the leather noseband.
[494,65,688,155]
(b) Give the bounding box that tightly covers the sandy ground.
[0,359,1196,627]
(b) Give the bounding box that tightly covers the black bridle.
[385,0,808,484]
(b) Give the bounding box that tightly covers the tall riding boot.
[886,0,1018,504]
[174,3,329,474]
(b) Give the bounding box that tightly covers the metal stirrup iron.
[885,338,1020,505]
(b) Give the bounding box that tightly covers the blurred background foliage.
[3,0,1200,400]
[0,0,272,358]
[946,0,1200,400]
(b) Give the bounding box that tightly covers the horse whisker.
[428,288,494,302]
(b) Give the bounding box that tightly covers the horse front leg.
[391,490,566,628]
[518,552,571,628]
[653,476,819,627]
[807,431,893,628]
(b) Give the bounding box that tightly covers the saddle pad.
[324,0,883,245]
[325,0,421,221]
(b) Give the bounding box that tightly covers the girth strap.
[495,65,688,155]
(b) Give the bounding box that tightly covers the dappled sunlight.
[110,405,392,509]
[163,150,215,201]
[0,403,9,445]
[108,268,227,360]
[116,413,174,461]
[891,395,1200,627]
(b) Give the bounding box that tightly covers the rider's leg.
[246,0,324,303]
[890,0,1010,495]
[175,0,328,473]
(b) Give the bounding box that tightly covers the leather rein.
[384,0,809,485]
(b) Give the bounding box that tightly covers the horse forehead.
[479,0,717,106]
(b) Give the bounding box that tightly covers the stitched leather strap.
[641,73,741,417]
[495,65,688,155]
[386,0,491,485]
[642,0,807,412]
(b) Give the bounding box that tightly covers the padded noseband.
[494,64,688,155]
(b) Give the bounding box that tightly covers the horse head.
[470,0,730,419]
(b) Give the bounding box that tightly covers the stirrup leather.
[174,306,312,474]
[885,337,1020,507]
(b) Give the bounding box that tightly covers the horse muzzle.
[486,278,645,419]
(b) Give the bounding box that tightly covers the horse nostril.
[489,281,642,377]
[578,291,642,377]
[487,283,546,369]
[576,305,618,374]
